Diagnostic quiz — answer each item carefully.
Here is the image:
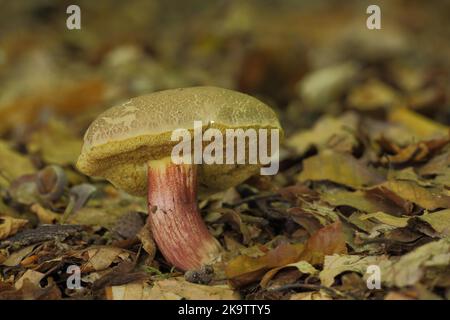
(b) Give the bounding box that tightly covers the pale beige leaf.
[106,278,239,300]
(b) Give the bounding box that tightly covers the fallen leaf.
[322,190,402,215]
[71,246,134,273]
[0,140,36,188]
[381,238,450,287]
[359,212,409,228]
[290,291,332,300]
[27,119,83,166]
[30,203,61,224]
[382,137,449,165]
[260,260,317,288]
[15,270,45,290]
[106,277,239,300]
[0,216,29,240]
[418,150,450,176]
[320,254,390,287]
[225,242,305,287]
[286,113,359,155]
[418,209,450,236]
[299,221,348,265]
[1,245,37,267]
[297,62,360,109]
[368,180,450,211]
[137,224,156,262]
[388,108,449,139]
[298,150,384,189]
[347,79,400,110]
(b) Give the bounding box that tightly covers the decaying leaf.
[359,212,409,228]
[320,254,390,287]
[286,113,359,155]
[322,190,402,215]
[0,1,449,301]
[347,79,400,111]
[71,246,134,273]
[137,223,156,262]
[14,270,45,290]
[0,216,29,240]
[298,150,383,189]
[297,62,360,109]
[0,140,36,188]
[367,180,450,211]
[388,108,449,139]
[417,209,450,237]
[106,277,239,300]
[299,221,348,265]
[260,260,318,288]
[225,242,305,287]
[381,238,450,287]
[30,203,61,224]
[1,244,37,267]
[27,119,83,166]
[290,291,333,300]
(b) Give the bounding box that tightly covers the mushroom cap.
[77,86,282,196]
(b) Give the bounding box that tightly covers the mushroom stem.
[147,157,221,271]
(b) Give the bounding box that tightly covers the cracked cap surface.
[77,86,282,196]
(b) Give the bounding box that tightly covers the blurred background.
[1,0,450,300]
[1,0,449,140]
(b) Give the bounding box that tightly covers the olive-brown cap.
[76,86,282,196]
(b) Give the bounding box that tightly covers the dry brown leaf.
[137,224,156,262]
[322,190,403,215]
[0,140,36,188]
[72,246,133,273]
[286,113,359,155]
[347,79,400,110]
[225,242,305,287]
[1,245,37,267]
[30,203,61,224]
[388,108,449,139]
[106,278,239,300]
[381,137,449,165]
[368,180,450,211]
[290,291,333,300]
[418,209,450,236]
[260,260,317,288]
[0,216,29,240]
[0,78,105,135]
[300,221,348,265]
[298,150,383,189]
[359,212,409,228]
[27,119,83,166]
[418,151,450,176]
[15,270,45,290]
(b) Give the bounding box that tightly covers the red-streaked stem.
[147,158,221,271]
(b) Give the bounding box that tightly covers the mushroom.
[76,86,282,271]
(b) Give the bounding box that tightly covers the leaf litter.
[1,1,450,300]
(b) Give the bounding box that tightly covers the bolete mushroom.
[76,86,282,271]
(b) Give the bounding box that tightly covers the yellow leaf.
[225,242,305,287]
[298,150,383,189]
[359,212,409,228]
[0,140,35,188]
[388,108,449,139]
[260,260,317,288]
[0,216,28,240]
[419,209,450,236]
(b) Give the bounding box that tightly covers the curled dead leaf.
[0,216,29,240]
[298,150,384,189]
[106,277,239,300]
